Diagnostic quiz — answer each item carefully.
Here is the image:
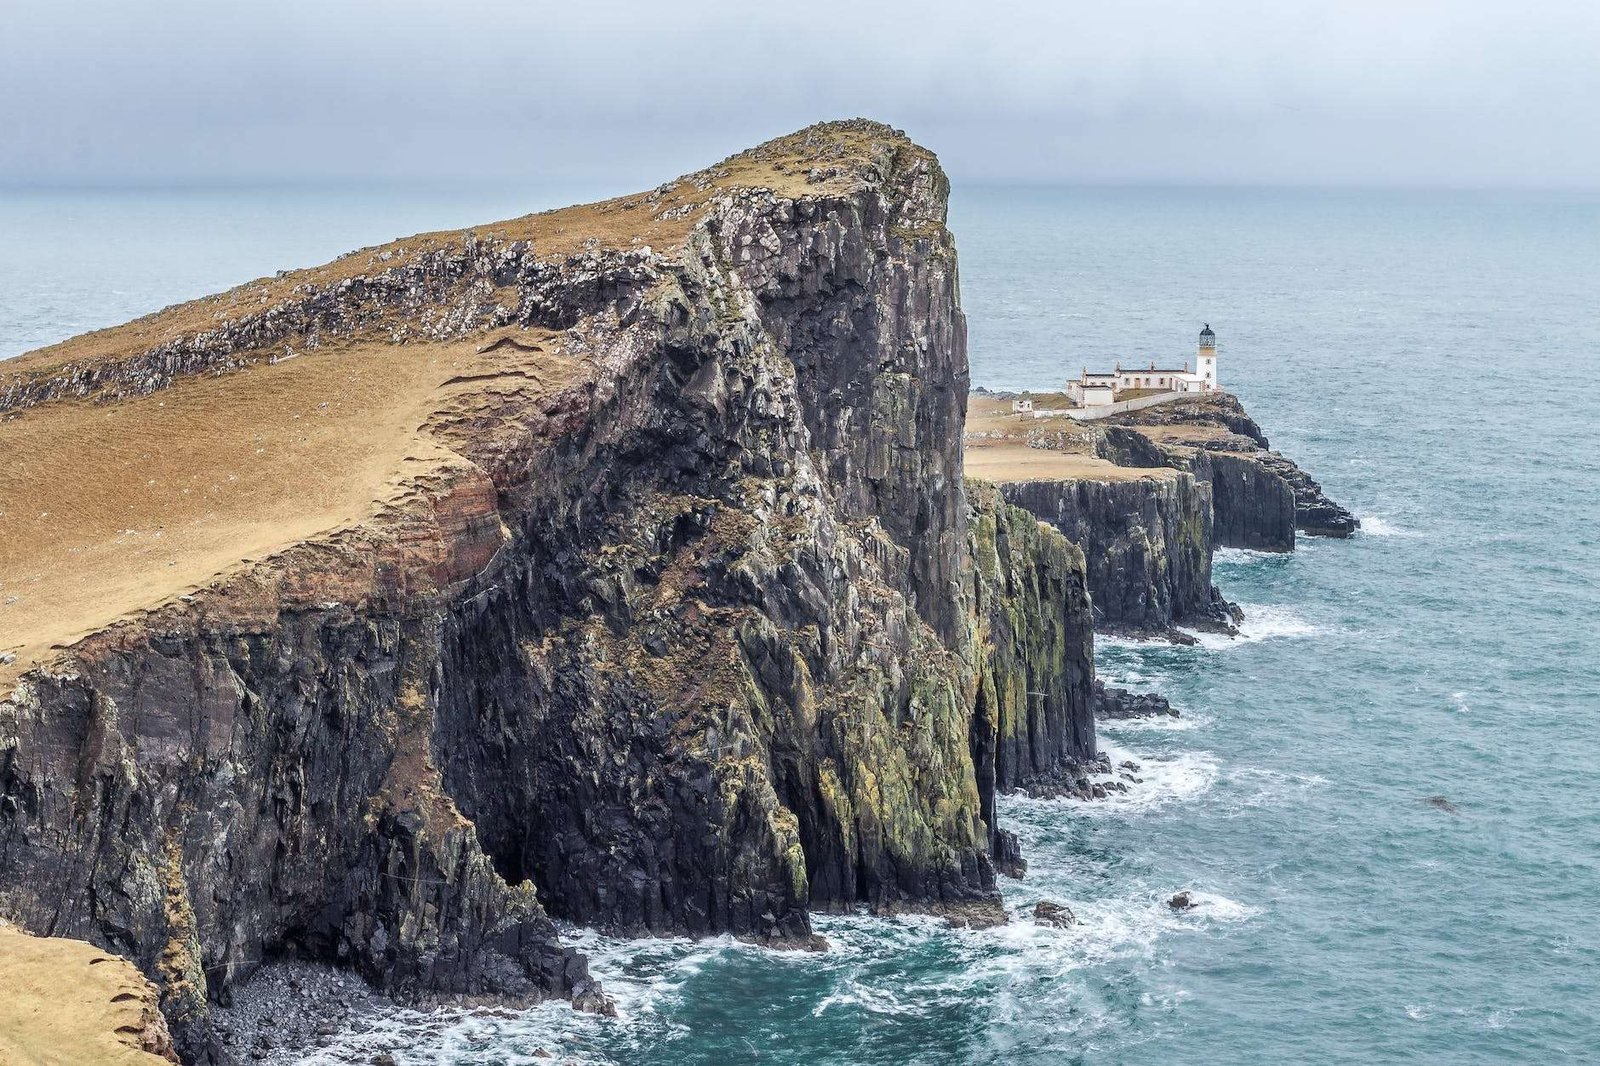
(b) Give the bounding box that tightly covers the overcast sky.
[2,0,1597,189]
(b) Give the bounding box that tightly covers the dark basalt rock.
[1168,891,1196,911]
[1033,899,1076,928]
[1092,678,1178,720]
[1011,752,1133,801]
[1110,394,1358,541]
[1250,451,1360,537]
[966,481,1097,794]
[999,474,1238,637]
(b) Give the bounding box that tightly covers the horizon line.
[1,175,1597,197]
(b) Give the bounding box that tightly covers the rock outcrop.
[1110,394,1358,539]
[1092,678,1177,720]
[0,122,1103,1060]
[997,473,1238,636]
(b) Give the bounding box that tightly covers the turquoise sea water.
[3,184,1598,1064]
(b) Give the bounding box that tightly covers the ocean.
[3,182,1598,1064]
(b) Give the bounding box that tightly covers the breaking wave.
[1179,603,1320,648]
[1357,514,1423,537]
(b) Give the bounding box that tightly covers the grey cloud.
[1,0,1595,187]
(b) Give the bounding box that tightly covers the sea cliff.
[966,390,1354,639]
[0,122,1103,1062]
[0,121,1352,1064]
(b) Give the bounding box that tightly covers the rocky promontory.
[0,122,1109,1062]
[1107,393,1360,540]
[0,121,1355,1064]
[965,389,1355,639]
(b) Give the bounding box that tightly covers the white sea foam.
[1094,632,1169,652]
[1178,892,1260,921]
[1179,603,1319,649]
[1221,766,1327,812]
[294,878,1259,1064]
[293,1000,614,1066]
[812,978,915,1017]
[1008,741,1220,816]
[1357,514,1423,538]
[1451,691,1471,714]
[1214,546,1296,565]
[1095,663,1157,687]
[1096,711,1208,734]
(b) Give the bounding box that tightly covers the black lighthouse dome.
[1199,323,1215,344]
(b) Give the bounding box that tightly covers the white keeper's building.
[1065,325,1220,408]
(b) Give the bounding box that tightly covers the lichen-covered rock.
[965,481,1095,845]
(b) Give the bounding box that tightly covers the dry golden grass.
[963,393,1181,483]
[0,120,919,691]
[0,924,175,1066]
[1127,424,1233,444]
[3,122,911,386]
[965,393,1088,437]
[0,332,572,688]
[964,446,1177,484]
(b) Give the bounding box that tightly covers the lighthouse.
[1197,324,1218,390]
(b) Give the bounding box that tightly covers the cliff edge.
[0,922,178,1066]
[965,389,1355,637]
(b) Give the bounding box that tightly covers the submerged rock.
[1033,899,1077,928]
[1168,892,1197,911]
[1092,678,1178,720]
[1424,795,1461,815]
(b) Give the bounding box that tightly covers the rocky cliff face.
[1110,394,1358,539]
[0,122,1101,1061]
[997,474,1237,636]
[965,482,1095,873]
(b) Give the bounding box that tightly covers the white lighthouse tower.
[1197,324,1218,390]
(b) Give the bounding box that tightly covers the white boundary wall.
[1060,390,1189,422]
